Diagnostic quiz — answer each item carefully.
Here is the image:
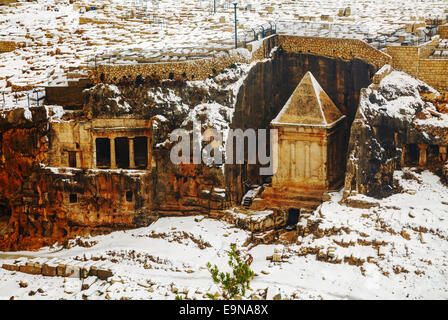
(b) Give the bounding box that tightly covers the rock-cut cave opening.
[115,137,130,169]
[227,50,376,202]
[134,136,148,169]
[96,138,111,168]
[0,202,11,236]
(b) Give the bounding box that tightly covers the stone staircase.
[241,185,263,208]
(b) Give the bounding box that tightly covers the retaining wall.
[386,36,448,91]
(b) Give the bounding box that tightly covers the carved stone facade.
[48,117,153,170]
[258,72,346,209]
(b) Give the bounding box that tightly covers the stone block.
[81,276,97,291]
[272,254,282,262]
[80,266,89,279]
[42,263,58,277]
[89,265,98,277]
[19,264,42,275]
[65,265,81,278]
[97,268,113,280]
[2,263,19,271]
[57,264,67,277]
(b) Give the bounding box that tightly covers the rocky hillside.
[344,70,448,198]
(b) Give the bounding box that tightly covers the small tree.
[206,244,255,300]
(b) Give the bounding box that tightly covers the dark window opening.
[126,191,133,202]
[69,193,78,203]
[286,208,300,231]
[96,138,111,168]
[115,137,130,169]
[0,204,11,219]
[134,136,148,169]
[0,203,11,236]
[68,151,77,168]
[428,145,440,164]
[405,144,419,166]
[136,74,145,86]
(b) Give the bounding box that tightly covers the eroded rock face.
[0,64,250,251]
[0,106,158,250]
[344,70,448,198]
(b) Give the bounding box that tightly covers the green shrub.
[206,244,254,300]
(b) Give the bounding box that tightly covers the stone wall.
[276,35,392,70]
[418,37,440,58]
[384,45,420,75]
[386,36,448,92]
[94,50,250,83]
[45,79,92,109]
[0,40,17,53]
[93,34,389,85]
[418,59,448,92]
[439,25,448,39]
[372,64,393,86]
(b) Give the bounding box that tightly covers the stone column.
[400,144,406,167]
[110,137,117,169]
[322,138,328,184]
[147,136,152,170]
[418,144,427,167]
[290,141,295,179]
[305,142,310,179]
[440,145,447,162]
[76,152,82,169]
[129,138,135,169]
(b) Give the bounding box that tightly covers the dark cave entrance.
[134,136,148,169]
[68,151,77,168]
[428,145,441,165]
[96,138,111,168]
[405,144,419,166]
[115,137,130,169]
[0,202,11,236]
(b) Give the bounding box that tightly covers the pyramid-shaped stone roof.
[272,72,344,126]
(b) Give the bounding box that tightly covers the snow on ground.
[1,169,448,300]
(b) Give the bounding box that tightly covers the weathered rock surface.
[344,70,448,198]
[0,64,250,251]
